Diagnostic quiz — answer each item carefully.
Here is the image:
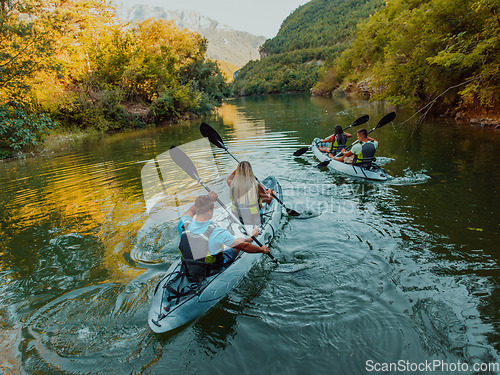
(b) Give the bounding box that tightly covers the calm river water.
[1,93,500,374]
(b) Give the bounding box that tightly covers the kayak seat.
[181,258,222,283]
[353,157,374,169]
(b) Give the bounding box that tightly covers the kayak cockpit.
[312,138,388,181]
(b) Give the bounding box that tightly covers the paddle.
[293,114,369,157]
[169,145,278,263]
[315,112,396,168]
[200,122,301,217]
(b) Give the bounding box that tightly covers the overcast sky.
[118,0,311,38]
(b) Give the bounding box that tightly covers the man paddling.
[178,191,270,271]
[335,128,378,166]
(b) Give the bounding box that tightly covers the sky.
[117,0,311,38]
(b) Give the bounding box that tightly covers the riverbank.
[2,92,499,164]
[0,109,202,162]
[0,129,98,162]
[341,84,500,129]
[447,109,500,129]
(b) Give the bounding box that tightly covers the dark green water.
[1,93,500,374]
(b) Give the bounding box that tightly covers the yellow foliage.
[133,18,205,67]
[211,59,239,82]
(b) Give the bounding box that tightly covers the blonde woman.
[226,161,274,226]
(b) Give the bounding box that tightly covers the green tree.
[0,0,59,100]
[1,0,233,147]
[234,0,385,96]
[333,0,500,112]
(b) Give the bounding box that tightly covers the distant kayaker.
[335,128,378,166]
[318,125,352,157]
[226,161,274,226]
[178,191,270,270]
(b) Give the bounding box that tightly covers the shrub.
[50,86,147,130]
[151,86,201,121]
[0,103,57,153]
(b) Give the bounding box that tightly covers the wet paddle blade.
[293,147,309,156]
[352,114,369,127]
[316,160,331,168]
[200,123,226,149]
[286,207,301,216]
[376,112,396,128]
[169,145,200,181]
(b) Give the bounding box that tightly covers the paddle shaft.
[219,146,285,208]
[200,122,300,217]
[197,179,277,262]
[316,125,384,168]
[324,123,356,141]
[324,112,394,160]
[296,115,370,157]
[331,126,379,158]
[296,122,362,157]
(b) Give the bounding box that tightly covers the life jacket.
[178,220,223,265]
[230,185,261,226]
[353,141,377,167]
[330,133,347,153]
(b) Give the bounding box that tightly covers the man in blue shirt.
[178,191,269,266]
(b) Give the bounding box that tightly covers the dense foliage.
[0,0,230,157]
[234,49,324,95]
[233,0,385,96]
[0,102,57,158]
[323,0,500,113]
[261,0,384,56]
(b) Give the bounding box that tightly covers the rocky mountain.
[113,2,267,68]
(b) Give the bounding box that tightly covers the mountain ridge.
[113,2,267,68]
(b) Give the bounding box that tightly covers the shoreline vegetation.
[233,0,500,127]
[0,0,231,160]
[2,0,500,161]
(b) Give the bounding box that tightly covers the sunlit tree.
[0,0,59,101]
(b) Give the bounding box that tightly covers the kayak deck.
[311,138,388,181]
[148,175,283,333]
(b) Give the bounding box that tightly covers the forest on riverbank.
[233,0,385,96]
[0,0,230,159]
[332,0,500,119]
[234,0,500,122]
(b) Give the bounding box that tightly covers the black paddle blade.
[200,123,226,149]
[293,147,309,157]
[316,159,331,168]
[376,112,396,128]
[286,208,301,216]
[169,145,200,181]
[352,114,369,127]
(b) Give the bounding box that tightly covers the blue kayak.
[148,175,284,333]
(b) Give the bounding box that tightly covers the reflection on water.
[0,93,499,373]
